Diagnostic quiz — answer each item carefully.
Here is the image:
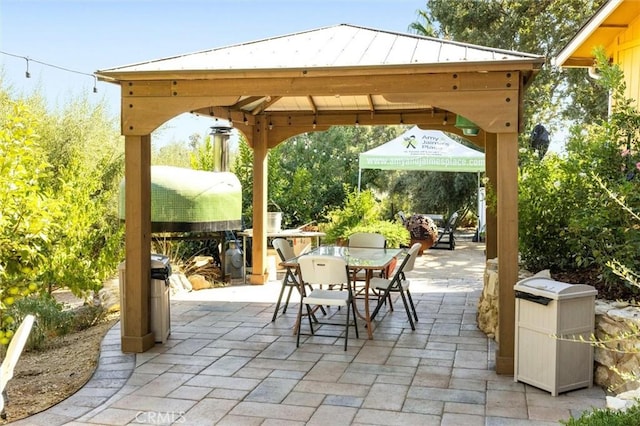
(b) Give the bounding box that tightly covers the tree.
[33,95,125,296]
[519,49,640,293]
[0,98,52,340]
[412,0,609,134]
[233,126,401,229]
[153,141,192,167]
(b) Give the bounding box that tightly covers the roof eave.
[553,0,623,67]
[96,59,545,84]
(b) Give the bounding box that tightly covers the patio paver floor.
[15,236,606,425]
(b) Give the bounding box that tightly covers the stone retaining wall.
[477,258,640,394]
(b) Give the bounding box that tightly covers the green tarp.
[119,166,242,232]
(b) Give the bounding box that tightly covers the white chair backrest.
[348,232,386,248]
[0,314,35,392]
[272,238,296,261]
[298,255,349,286]
[400,243,422,275]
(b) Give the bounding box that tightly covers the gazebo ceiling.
[96,24,544,138]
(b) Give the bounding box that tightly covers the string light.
[442,112,448,125]
[1,50,98,93]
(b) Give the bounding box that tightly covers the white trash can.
[514,277,597,396]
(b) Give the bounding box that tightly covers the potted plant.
[404,214,438,255]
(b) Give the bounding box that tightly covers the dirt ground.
[1,319,116,423]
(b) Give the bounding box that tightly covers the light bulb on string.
[25,58,31,78]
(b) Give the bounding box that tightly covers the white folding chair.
[348,232,387,290]
[348,232,386,249]
[297,255,359,350]
[370,243,421,330]
[271,238,323,321]
[0,314,35,417]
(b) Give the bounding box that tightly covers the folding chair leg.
[305,304,315,333]
[406,290,418,322]
[398,290,416,330]
[282,285,294,314]
[352,299,360,339]
[296,301,303,347]
[272,282,289,322]
[344,301,350,351]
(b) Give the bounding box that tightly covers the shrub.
[518,49,640,295]
[346,221,410,248]
[320,188,410,247]
[561,402,640,425]
[6,296,74,351]
[322,188,381,243]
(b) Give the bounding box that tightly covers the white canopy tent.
[358,126,486,234]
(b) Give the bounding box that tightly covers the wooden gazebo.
[96,24,544,375]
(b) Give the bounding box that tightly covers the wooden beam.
[251,96,282,115]
[120,71,520,98]
[121,134,155,353]
[495,132,519,375]
[121,93,238,135]
[232,96,264,109]
[485,132,498,260]
[99,61,540,82]
[307,96,317,114]
[367,94,375,112]
[249,119,270,285]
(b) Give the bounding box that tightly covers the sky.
[0,0,427,147]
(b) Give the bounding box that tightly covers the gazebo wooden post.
[495,131,519,375]
[484,132,498,260]
[249,119,270,284]
[121,134,155,353]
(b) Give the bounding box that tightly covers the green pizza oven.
[119,166,242,232]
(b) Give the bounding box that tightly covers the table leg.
[350,270,375,339]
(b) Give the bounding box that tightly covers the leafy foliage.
[0,99,50,332]
[34,95,125,296]
[414,0,609,131]
[561,401,640,426]
[322,188,382,243]
[0,84,125,343]
[519,49,640,295]
[346,221,410,249]
[233,126,400,229]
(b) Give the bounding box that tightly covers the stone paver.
[14,237,607,425]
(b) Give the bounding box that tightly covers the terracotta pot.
[411,237,434,256]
